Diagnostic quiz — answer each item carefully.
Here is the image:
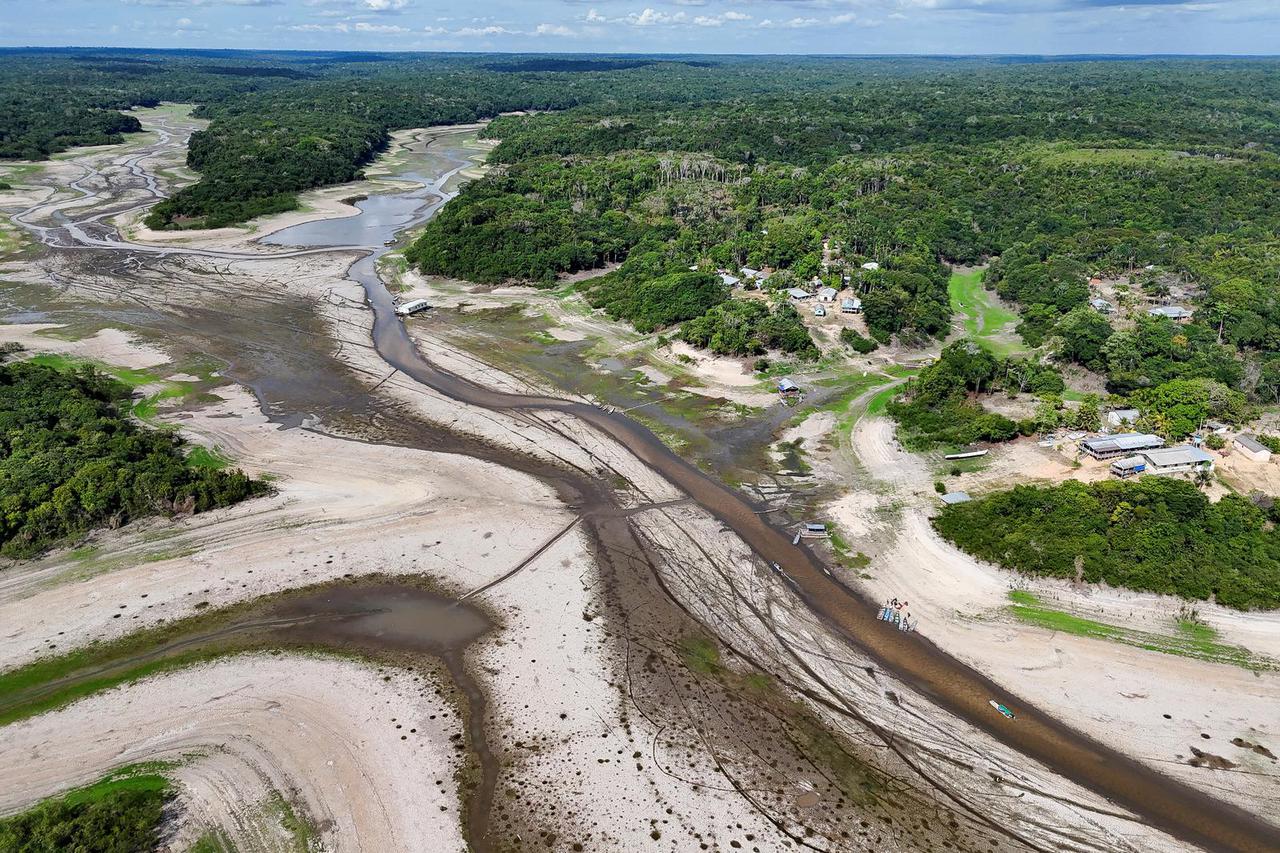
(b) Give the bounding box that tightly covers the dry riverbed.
[1,106,1275,853]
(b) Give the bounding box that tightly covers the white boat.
[394,298,432,317]
[989,700,1015,719]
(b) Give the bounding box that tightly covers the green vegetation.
[937,478,1280,610]
[679,635,721,675]
[0,765,171,853]
[681,299,818,359]
[948,268,1017,345]
[0,359,266,558]
[9,50,1280,385]
[186,446,230,470]
[887,339,1063,449]
[839,327,878,355]
[1005,591,1266,669]
[1131,377,1252,439]
[267,792,317,853]
[585,269,725,334]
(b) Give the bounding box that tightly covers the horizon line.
[3,45,1280,60]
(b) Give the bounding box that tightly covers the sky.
[1,0,1279,55]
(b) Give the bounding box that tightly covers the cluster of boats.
[876,599,916,632]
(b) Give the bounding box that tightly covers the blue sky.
[2,0,1278,55]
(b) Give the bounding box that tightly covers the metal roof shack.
[817,286,838,302]
[1148,305,1193,321]
[1110,456,1147,478]
[939,491,971,505]
[1081,433,1164,459]
[1090,298,1115,314]
[719,272,741,287]
[787,287,812,300]
[1233,434,1272,462]
[841,297,862,313]
[1140,445,1214,474]
[777,377,800,394]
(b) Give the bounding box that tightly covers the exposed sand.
[0,654,464,853]
[867,511,1280,821]
[0,378,572,668]
[850,414,931,491]
[0,324,170,369]
[4,106,1272,851]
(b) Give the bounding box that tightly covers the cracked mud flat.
[0,107,1276,852]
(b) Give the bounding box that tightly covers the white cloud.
[630,8,686,26]
[362,0,408,10]
[535,22,575,36]
[758,16,820,29]
[354,20,407,32]
[453,24,515,36]
[693,10,751,26]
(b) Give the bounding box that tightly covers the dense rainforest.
[934,477,1280,610]
[0,359,267,558]
[6,50,1280,379]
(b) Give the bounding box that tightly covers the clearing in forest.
[948,269,1021,354]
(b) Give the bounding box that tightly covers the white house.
[1233,434,1272,463]
[817,286,838,302]
[1105,408,1140,429]
[1137,445,1215,476]
[814,304,827,317]
[1082,433,1164,459]
[1148,305,1193,321]
[841,297,862,314]
[861,262,880,271]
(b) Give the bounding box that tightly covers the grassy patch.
[25,352,219,424]
[948,269,1019,351]
[0,763,173,853]
[679,635,721,675]
[266,792,317,853]
[0,220,29,255]
[189,830,236,853]
[187,446,231,470]
[61,763,174,807]
[936,453,989,476]
[1005,590,1269,670]
[864,384,899,418]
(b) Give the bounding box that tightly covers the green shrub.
[0,361,268,558]
[839,327,879,354]
[934,478,1280,610]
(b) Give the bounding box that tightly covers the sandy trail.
[850,414,931,491]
